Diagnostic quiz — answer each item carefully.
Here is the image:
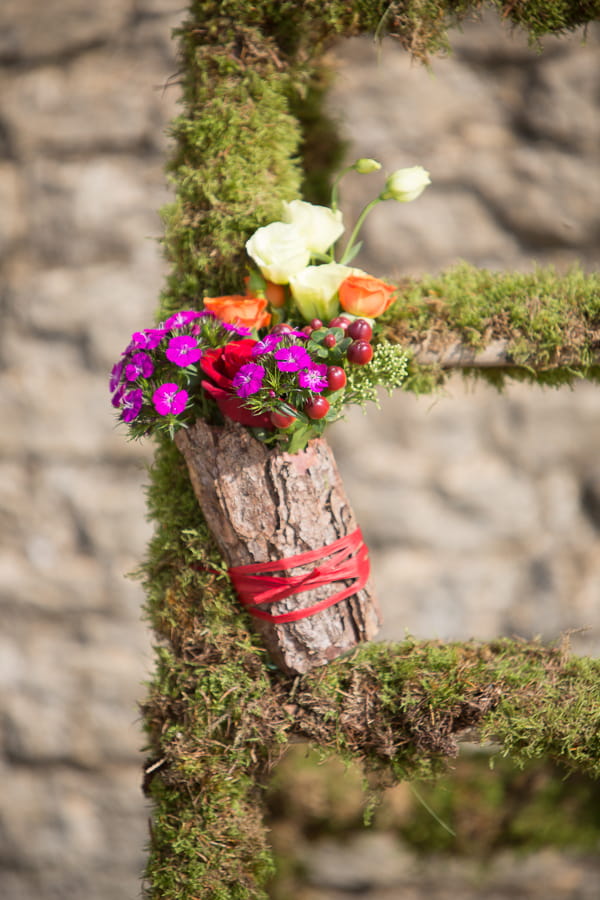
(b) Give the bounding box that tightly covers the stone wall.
[327,19,600,655]
[0,4,598,899]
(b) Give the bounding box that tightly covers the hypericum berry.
[326,366,347,390]
[347,340,373,365]
[271,323,294,334]
[323,333,337,349]
[304,396,330,420]
[310,318,323,330]
[302,325,314,337]
[270,409,296,428]
[329,316,350,332]
[347,318,373,342]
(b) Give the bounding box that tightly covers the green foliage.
[385,263,600,390]
[300,639,600,779]
[140,2,600,898]
[345,340,409,406]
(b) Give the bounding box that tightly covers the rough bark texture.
[175,419,381,674]
[175,420,381,674]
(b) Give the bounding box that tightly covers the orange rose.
[338,274,396,319]
[242,277,286,309]
[263,280,286,308]
[203,294,271,330]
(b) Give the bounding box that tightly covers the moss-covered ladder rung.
[141,2,600,897]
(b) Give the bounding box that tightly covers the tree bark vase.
[175,419,381,674]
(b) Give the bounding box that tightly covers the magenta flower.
[284,329,309,339]
[153,383,188,416]
[274,345,312,372]
[164,310,203,329]
[109,360,124,392]
[298,364,328,392]
[232,363,265,398]
[221,322,252,337]
[252,334,284,356]
[165,335,202,367]
[121,389,143,423]
[125,351,154,381]
[111,385,126,408]
[131,328,166,350]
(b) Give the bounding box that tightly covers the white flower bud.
[382,166,431,202]
[282,199,344,255]
[245,222,311,285]
[354,158,381,174]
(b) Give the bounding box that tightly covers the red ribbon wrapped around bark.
[228,527,370,624]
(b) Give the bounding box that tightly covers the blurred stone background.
[0,3,598,899]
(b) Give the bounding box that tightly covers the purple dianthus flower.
[274,345,312,372]
[164,310,203,330]
[125,352,154,381]
[131,328,166,350]
[251,333,284,356]
[152,383,188,416]
[298,364,328,392]
[221,322,253,337]
[165,335,202,367]
[232,363,265,398]
[111,385,126,408]
[109,359,124,392]
[121,389,143,423]
[285,329,309,339]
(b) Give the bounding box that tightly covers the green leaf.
[340,240,363,265]
[247,269,266,294]
[286,423,315,454]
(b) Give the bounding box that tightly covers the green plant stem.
[340,196,382,263]
[330,164,355,212]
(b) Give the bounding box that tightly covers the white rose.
[382,166,431,202]
[245,222,311,284]
[289,263,353,322]
[282,200,344,255]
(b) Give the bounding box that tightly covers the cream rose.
[289,263,353,322]
[282,200,344,255]
[245,222,311,285]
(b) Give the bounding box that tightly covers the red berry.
[329,316,350,332]
[347,340,373,365]
[302,325,313,337]
[347,318,373,342]
[310,318,323,330]
[270,409,296,428]
[323,333,337,348]
[271,323,293,334]
[326,366,347,390]
[304,396,330,420]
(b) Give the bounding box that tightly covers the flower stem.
[339,197,382,264]
[330,165,355,212]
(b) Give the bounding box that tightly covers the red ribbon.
[228,527,370,624]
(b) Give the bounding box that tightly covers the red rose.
[200,339,272,427]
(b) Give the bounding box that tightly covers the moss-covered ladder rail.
[141,2,600,898]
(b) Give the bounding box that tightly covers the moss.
[287,63,348,205]
[292,639,600,779]
[140,2,600,897]
[382,263,600,390]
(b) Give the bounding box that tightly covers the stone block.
[0,0,132,62]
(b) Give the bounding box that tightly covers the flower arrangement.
[110,162,430,453]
